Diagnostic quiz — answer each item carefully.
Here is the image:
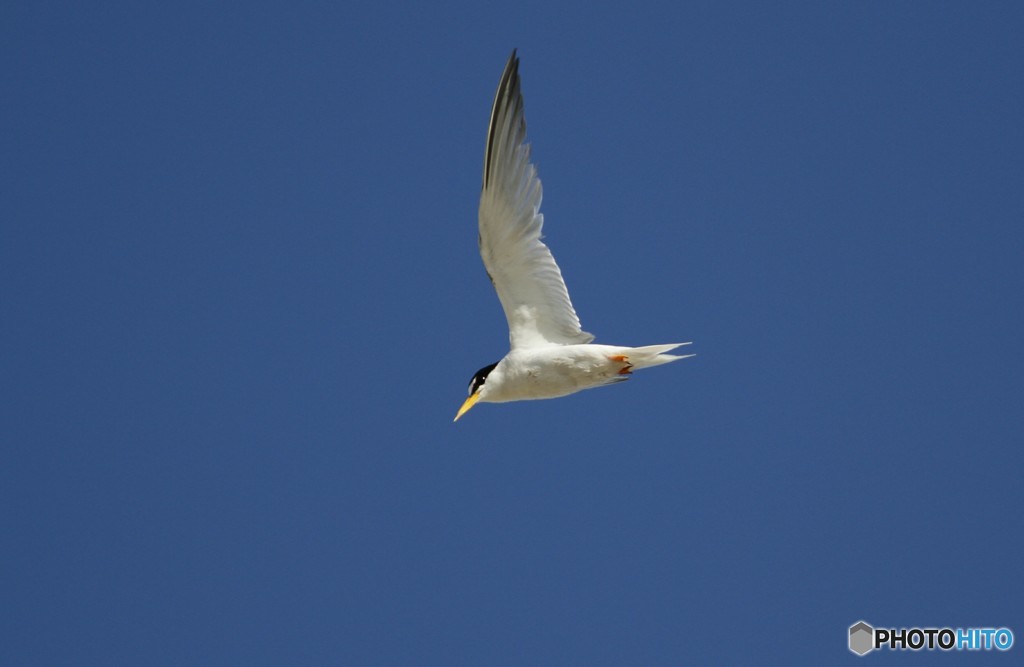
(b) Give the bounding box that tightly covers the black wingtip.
[484,50,523,190]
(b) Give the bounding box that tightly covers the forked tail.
[624,343,694,369]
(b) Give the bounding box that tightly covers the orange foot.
[609,354,634,375]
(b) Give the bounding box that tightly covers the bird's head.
[454,361,499,422]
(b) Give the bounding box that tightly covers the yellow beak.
[453,391,481,422]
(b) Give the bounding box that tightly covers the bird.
[454,50,694,422]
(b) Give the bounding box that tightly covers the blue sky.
[2,1,1022,664]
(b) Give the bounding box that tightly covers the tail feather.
[624,342,694,369]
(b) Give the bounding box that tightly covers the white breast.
[481,345,627,403]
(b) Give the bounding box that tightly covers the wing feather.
[478,51,595,350]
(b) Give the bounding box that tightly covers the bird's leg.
[609,354,634,375]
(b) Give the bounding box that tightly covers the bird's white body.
[479,343,691,403]
[454,51,693,421]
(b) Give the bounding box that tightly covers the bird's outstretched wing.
[478,51,595,350]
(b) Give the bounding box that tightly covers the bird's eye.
[467,362,498,396]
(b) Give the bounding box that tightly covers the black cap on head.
[468,362,499,396]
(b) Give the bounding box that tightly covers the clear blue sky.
[3,2,1022,664]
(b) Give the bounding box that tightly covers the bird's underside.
[478,343,692,404]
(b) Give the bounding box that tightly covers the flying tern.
[455,51,693,422]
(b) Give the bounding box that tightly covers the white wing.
[478,51,595,350]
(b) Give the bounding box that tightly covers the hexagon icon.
[849,621,874,656]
